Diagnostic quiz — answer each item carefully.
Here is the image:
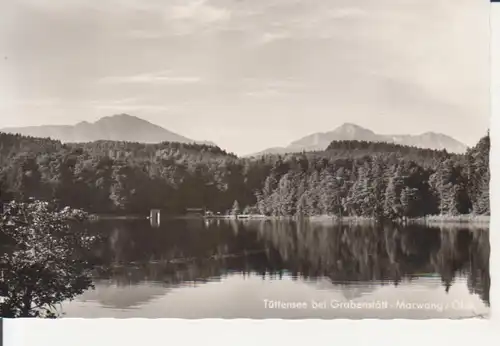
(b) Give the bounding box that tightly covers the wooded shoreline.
[1,133,490,221]
[88,213,490,225]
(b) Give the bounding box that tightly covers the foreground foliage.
[0,200,97,317]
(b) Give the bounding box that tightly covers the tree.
[231,200,240,215]
[429,159,471,215]
[305,171,320,216]
[0,201,98,317]
[10,154,43,201]
[257,175,278,216]
[242,205,258,215]
[466,134,490,215]
[476,173,490,215]
[344,163,373,217]
[296,193,308,216]
[0,173,13,204]
[318,170,342,216]
[384,168,404,219]
[276,173,298,216]
[400,187,419,218]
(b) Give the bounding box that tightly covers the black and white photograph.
[0,0,491,319]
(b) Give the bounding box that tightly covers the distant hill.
[249,123,468,156]
[1,114,216,146]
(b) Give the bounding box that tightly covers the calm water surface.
[61,219,490,319]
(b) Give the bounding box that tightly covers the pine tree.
[276,173,297,216]
[359,161,377,217]
[305,171,320,216]
[383,165,404,219]
[466,134,490,215]
[296,193,308,216]
[109,164,132,212]
[15,155,43,201]
[231,200,240,215]
[257,175,277,215]
[400,187,418,218]
[371,157,388,218]
[318,170,338,215]
[346,164,369,216]
[477,172,490,215]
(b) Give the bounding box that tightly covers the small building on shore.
[149,209,161,227]
[185,208,205,217]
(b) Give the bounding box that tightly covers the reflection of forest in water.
[86,219,490,306]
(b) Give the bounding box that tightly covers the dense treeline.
[253,136,489,218]
[324,140,459,169]
[0,133,244,214]
[0,132,490,219]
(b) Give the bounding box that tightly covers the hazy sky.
[0,0,491,155]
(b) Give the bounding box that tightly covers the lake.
[60,218,490,319]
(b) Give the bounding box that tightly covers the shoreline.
[409,215,490,223]
[88,213,490,225]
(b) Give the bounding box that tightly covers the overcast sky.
[0,0,491,155]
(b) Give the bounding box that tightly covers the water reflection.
[64,218,489,318]
[253,219,489,305]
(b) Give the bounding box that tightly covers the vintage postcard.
[0,0,491,319]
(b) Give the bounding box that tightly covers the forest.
[0,132,490,220]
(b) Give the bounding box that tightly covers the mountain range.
[1,115,468,155]
[249,123,468,156]
[0,114,216,147]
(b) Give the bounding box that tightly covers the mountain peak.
[337,122,365,129]
[250,123,467,156]
[419,131,450,138]
[328,122,378,142]
[76,120,91,126]
[1,114,216,146]
[95,114,147,124]
[333,123,374,134]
